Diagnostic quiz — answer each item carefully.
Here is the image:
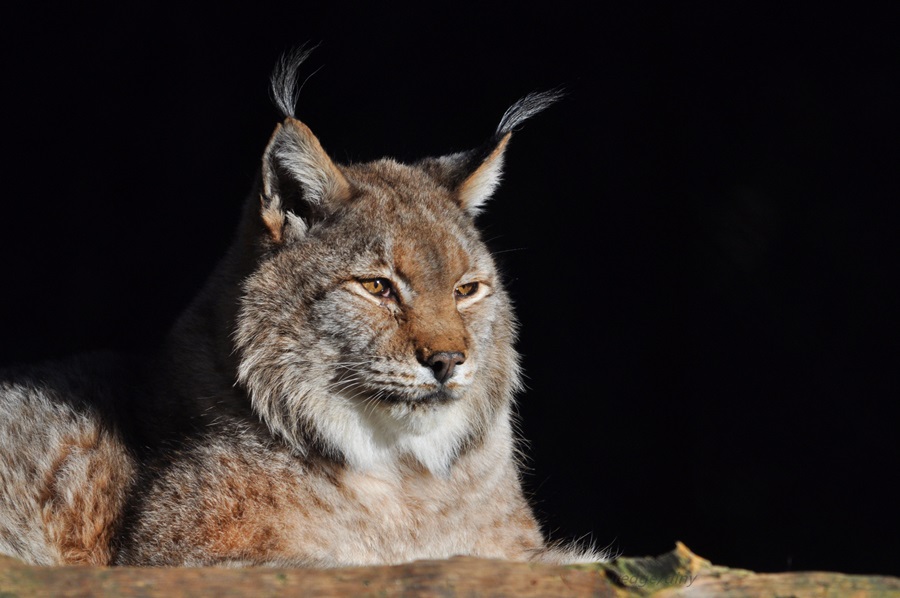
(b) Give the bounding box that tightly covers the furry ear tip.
[496,88,565,137]
[278,116,308,135]
[267,118,318,154]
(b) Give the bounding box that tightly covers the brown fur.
[40,428,133,564]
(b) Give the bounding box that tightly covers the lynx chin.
[0,50,603,567]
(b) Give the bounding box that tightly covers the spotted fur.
[0,55,602,566]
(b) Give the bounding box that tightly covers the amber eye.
[455,282,479,298]
[360,278,393,298]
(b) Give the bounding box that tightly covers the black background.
[2,3,898,576]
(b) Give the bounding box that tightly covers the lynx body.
[0,54,594,566]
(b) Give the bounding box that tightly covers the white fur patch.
[313,389,473,477]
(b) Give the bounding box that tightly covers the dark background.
[2,3,897,576]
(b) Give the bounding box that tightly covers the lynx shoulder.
[0,52,599,567]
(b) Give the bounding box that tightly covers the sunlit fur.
[0,54,603,566]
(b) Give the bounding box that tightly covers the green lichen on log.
[585,542,718,594]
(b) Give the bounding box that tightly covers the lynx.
[0,51,600,567]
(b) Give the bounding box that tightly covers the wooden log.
[1,543,897,597]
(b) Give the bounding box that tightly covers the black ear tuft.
[269,44,319,119]
[494,88,565,138]
[420,89,564,215]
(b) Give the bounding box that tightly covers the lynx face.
[233,57,560,477]
[236,158,520,476]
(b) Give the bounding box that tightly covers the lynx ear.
[259,118,351,243]
[456,133,511,215]
[421,90,563,216]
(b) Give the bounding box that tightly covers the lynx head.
[235,51,560,476]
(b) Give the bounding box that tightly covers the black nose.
[423,351,466,384]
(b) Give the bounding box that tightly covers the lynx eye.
[360,278,394,299]
[455,282,479,298]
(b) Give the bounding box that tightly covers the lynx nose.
[422,351,466,384]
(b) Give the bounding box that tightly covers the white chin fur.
[315,392,473,477]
